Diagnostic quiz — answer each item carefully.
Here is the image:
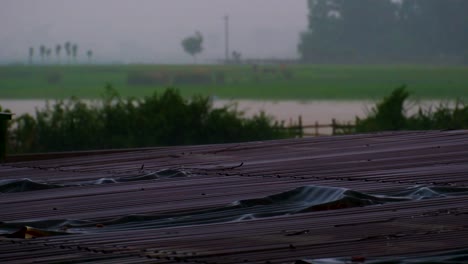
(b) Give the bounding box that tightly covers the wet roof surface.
[1,130,468,263]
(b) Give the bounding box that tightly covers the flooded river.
[0,98,452,126]
[0,99,374,124]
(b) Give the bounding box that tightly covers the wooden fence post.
[332,118,336,135]
[314,121,319,137]
[298,115,303,138]
[0,112,13,162]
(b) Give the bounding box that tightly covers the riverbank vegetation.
[336,86,468,134]
[5,86,294,154]
[2,86,467,154]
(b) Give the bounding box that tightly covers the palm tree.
[64,42,71,64]
[86,50,93,64]
[55,44,62,64]
[39,45,46,64]
[46,49,52,64]
[28,47,34,65]
[72,44,78,63]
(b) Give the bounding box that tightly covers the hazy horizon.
[1,0,307,64]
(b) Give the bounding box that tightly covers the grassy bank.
[0,64,467,100]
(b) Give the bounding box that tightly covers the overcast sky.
[1,0,308,64]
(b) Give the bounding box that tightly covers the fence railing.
[281,116,356,138]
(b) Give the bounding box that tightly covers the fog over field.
[0,0,307,64]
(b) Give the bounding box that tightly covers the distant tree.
[232,50,242,64]
[299,0,399,63]
[399,0,468,60]
[55,44,62,64]
[46,49,52,63]
[39,45,46,64]
[299,0,468,64]
[86,50,93,64]
[181,31,203,63]
[72,44,78,63]
[64,42,71,64]
[28,47,34,64]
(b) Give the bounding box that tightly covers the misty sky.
[1,0,308,64]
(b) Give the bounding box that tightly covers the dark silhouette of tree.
[64,42,71,64]
[39,45,46,64]
[72,44,78,63]
[399,0,468,60]
[55,44,62,64]
[28,47,34,65]
[46,48,52,63]
[181,31,203,64]
[86,50,93,64]
[232,51,242,64]
[299,0,468,64]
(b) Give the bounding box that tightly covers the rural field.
[0,64,467,100]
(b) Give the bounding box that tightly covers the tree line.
[28,32,202,65]
[28,42,94,65]
[299,0,468,64]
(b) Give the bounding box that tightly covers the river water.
[0,99,453,133]
[0,99,374,123]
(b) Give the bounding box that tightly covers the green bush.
[7,86,292,154]
[351,86,468,133]
[354,86,409,132]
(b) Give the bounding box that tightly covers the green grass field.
[0,64,467,100]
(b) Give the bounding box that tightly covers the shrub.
[352,86,468,133]
[354,86,409,132]
[7,86,292,153]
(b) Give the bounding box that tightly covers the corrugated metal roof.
[1,130,468,263]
